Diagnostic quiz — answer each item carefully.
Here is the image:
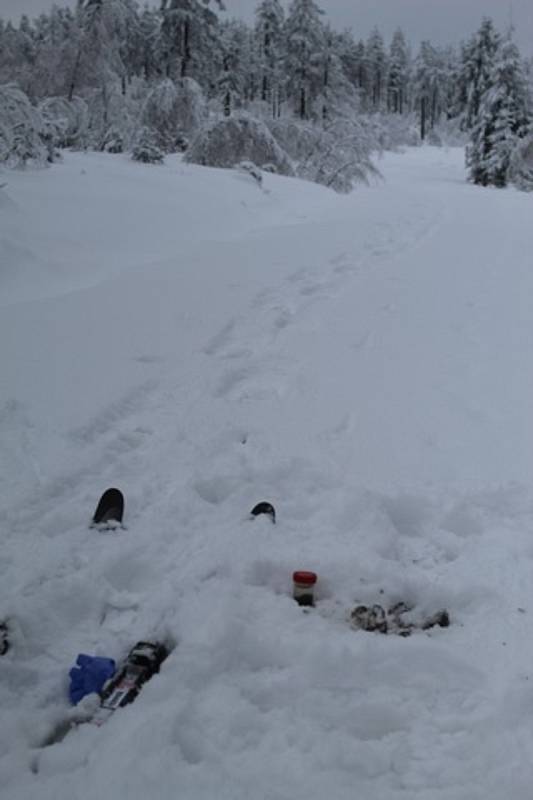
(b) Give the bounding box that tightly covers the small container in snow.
[293,571,317,607]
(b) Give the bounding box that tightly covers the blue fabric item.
[69,654,116,705]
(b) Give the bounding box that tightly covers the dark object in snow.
[69,654,116,705]
[250,502,276,524]
[237,160,263,186]
[350,602,450,636]
[91,487,124,529]
[175,134,189,153]
[293,571,317,607]
[387,601,413,635]
[350,604,388,634]
[0,622,9,655]
[421,609,450,630]
[99,641,169,713]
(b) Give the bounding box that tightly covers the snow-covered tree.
[131,125,164,162]
[158,0,224,82]
[185,114,294,175]
[335,30,360,88]
[460,18,501,130]
[317,26,356,121]
[296,117,379,191]
[38,95,88,148]
[142,76,206,151]
[467,34,531,187]
[217,20,254,116]
[413,41,448,140]
[0,83,46,166]
[0,21,30,88]
[254,0,285,116]
[387,29,410,113]
[269,114,378,191]
[28,7,81,98]
[137,5,160,81]
[67,1,131,96]
[84,80,134,149]
[284,0,325,120]
[365,28,387,110]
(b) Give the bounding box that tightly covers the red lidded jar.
[292,571,317,607]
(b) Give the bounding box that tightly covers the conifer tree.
[460,17,501,130]
[318,26,354,120]
[159,0,223,82]
[467,33,531,187]
[138,4,160,81]
[441,46,461,120]
[387,28,410,113]
[334,30,359,87]
[365,28,387,110]
[217,20,250,116]
[352,41,370,109]
[413,40,448,139]
[65,0,132,99]
[284,0,325,120]
[254,0,285,116]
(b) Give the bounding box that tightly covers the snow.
[1,147,533,799]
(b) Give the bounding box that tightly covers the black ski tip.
[250,502,276,524]
[92,487,125,526]
[127,641,170,669]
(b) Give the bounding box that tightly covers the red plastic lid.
[293,571,317,585]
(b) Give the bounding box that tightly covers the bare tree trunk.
[420,96,427,140]
[299,86,306,120]
[68,48,82,102]
[262,74,268,103]
[181,19,190,78]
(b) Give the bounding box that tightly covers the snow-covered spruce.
[131,126,164,164]
[458,18,501,132]
[466,35,531,188]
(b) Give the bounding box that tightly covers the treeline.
[0,1,531,190]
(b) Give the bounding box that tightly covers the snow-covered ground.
[1,147,533,799]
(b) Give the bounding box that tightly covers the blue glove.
[69,654,116,705]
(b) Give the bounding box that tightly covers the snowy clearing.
[1,148,533,799]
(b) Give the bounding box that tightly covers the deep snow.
[1,148,533,799]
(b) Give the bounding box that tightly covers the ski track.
[1,148,533,799]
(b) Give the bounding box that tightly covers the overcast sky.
[2,0,532,53]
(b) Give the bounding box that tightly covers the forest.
[0,0,532,190]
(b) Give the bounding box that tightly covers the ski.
[250,501,276,524]
[42,640,171,748]
[96,641,169,719]
[91,487,125,530]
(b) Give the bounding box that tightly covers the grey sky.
[2,0,532,53]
